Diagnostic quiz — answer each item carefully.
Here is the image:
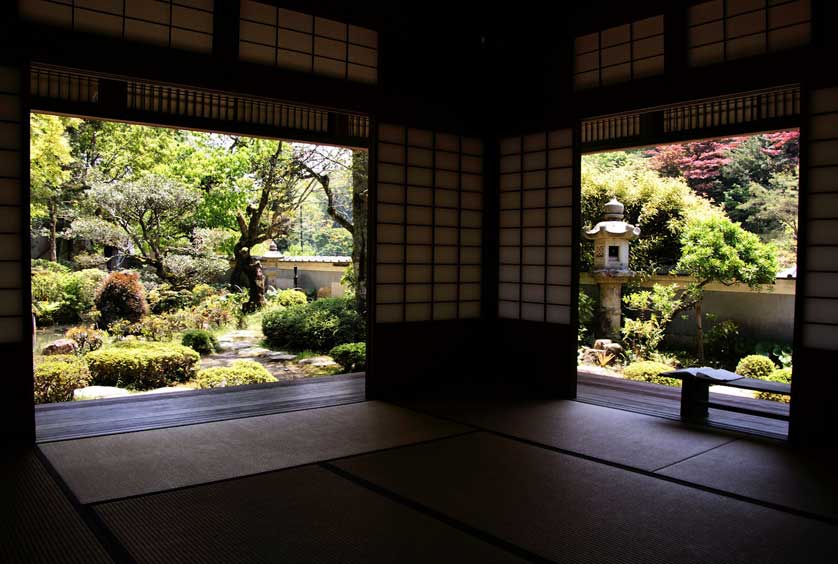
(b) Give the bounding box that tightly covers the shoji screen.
[239,0,378,84]
[375,124,483,323]
[498,130,573,325]
[0,65,23,343]
[18,0,214,53]
[802,87,838,350]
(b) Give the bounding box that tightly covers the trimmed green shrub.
[195,360,276,389]
[181,329,218,354]
[34,355,91,404]
[262,298,365,353]
[148,285,195,314]
[31,266,106,325]
[623,361,680,387]
[86,341,199,390]
[329,342,366,372]
[756,367,792,403]
[64,325,106,354]
[268,288,308,307]
[95,272,148,328]
[705,320,749,369]
[735,355,776,380]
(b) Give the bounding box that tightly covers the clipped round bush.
[755,367,792,404]
[262,298,364,353]
[34,355,91,404]
[95,271,149,328]
[269,288,308,308]
[735,355,776,380]
[329,342,366,372]
[86,341,199,390]
[195,360,277,389]
[181,329,218,354]
[623,361,679,387]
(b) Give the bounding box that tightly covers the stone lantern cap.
[584,197,640,240]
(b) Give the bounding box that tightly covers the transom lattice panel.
[498,130,573,324]
[375,125,483,323]
[0,66,24,343]
[802,87,838,350]
[687,0,811,67]
[574,15,664,91]
[19,0,214,54]
[239,0,378,84]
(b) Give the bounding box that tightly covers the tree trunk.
[351,150,368,315]
[231,245,266,312]
[48,201,58,262]
[695,301,705,363]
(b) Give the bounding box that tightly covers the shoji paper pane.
[19,0,214,53]
[803,87,838,350]
[239,0,378,84]
[376,125,483,323]
[574,15,664,91]
[0,66,23,343]
[498,129,573,324]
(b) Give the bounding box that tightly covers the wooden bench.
[661,368,791,422]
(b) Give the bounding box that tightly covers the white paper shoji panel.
[376,124,483,323]
[0,66,24,343]
[239,0,378,84]
[18,0,214,53]
[574,15,664,91]
[803,87,838,350]
[688,0,810,67]
[498,129,573,324]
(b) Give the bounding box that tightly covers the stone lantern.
[584,198,640,340]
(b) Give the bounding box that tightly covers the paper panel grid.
[687,0,810,67]
[375,124,483,323]
[239,0,378,84]
[574,15,664,91]
[18,0,214,54]
[498,129,573,324]
[803,87,838,350]
[0,66,24,343]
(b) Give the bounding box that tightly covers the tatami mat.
[40,401,470,504]
[0,450,113,564]
[657,439,838,519]
[335,432,837,564]
[95,465,527,564]
[402,399,734,470]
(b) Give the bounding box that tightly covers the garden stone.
[237,347,272,358]
[42,338,78,356]
[297,356,337,367]
[263,352,297,362]
[217,341,251,352]
[73,386,131,401]
[593,339,613,350]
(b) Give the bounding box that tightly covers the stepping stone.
[297,356,337,367]
[238,347,272,358]
[263,352,297,362]
[217,341,252,352]
[74,386,131,401]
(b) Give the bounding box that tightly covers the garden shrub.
[31,265,106,325]
[577,290,596,345]
[623,361,680,387]
[705,320,749,369]
[329,342,366,372]
[756,367,792,403]
[95,271,148,328]
[181,329,218,354]
[268,288,308,308]
[107,314,175,342]
[34,355,91,404]
[148,285,195,314]
[262,297,365,353]
[64,325,106,354]
[735,355,776,380]
[195,360,276,389]
[86,341,199,390]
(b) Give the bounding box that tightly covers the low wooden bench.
[661,368,791,422]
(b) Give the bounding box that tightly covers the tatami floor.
[4,398,837,563]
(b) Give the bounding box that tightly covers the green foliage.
[623,361,680,387]
[64,325,106,355]
[621,284,681,360]
[148,285,196,313]
[181,329,219,354]
[86,341,199,390]
[705,320,749,369]
[756,367,792,403]
[262,297,365,353]
[34,355,92,404]
[195,360,276,389]
[31,259,71,273]
[754,341,793,369]
[329,342,366,372]
[31,264,106,325]
[95,272,149,328]
[735,355,776,380]
[267,288,308,307]
[577,290,596,345]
